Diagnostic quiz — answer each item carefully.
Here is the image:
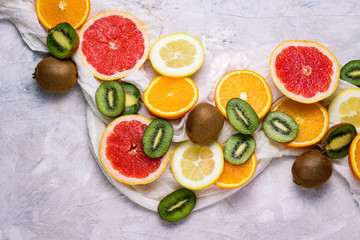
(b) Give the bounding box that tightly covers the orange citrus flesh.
[215,152,257,189]
[36,0,90,29]
[215,70,272,119]
[272,98,329,148]
[143,76,198,119]
[349,133,360,182]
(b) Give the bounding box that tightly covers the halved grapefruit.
[99,115,169,185]
[270,40,339,103]
[79,11,150,80]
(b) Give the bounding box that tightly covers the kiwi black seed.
[321,123,357,159]
[119,82,141,115]
[263,111,299,143]
[223,133,256,165]
[292,149,333,188]
[226,98,259,134]
[47,22,79,59]
[95,81,125,117]
[185,103,224,145]
[143,118,174,158]
[340,60,360,86]
[33,56,77,92]
[158,188,196,222]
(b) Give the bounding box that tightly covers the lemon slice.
[171,141,224,190]
[150,32,205,77]
[328,88,360,132]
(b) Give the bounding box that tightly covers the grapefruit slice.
[79,11,150,80]
[270,40,339,103]
[99,115,169,185]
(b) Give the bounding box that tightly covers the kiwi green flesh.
[223,133,256,165]
[120,82,140,115]
[185,103,224,145]
[322,123,357,159]
[158,188,196,222]
[95,81,125,117]
[263,111,299,143]
[226,98,259,135]
[292,150,333,188]
[143,119,173,158]
[47,22,79,59]
[33,57,77,92]
[340,60,360,86]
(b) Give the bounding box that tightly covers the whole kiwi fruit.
[186,103,224,145]
[292,149,333,188]
[33,57,77,92]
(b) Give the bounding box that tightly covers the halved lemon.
[171,141,224,190]
[328,88,360,132]
[150,32,205,77]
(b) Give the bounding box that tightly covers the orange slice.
[215,152,257,189]
[215,70,272,119]
[272,98,329,148]
[35,0,90,30]
[349,133,360,182]
[143,76,199,119]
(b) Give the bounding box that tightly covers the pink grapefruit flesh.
[79,11,150,80]
[270,40,339,103]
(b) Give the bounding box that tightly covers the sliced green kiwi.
[95,81,125,117]
[47,22,79,59]
[226,98,259,135]
[119,82,141,115]
[263,111,299,143]
[223,133,256,165]
[158,188,196,222]
[321,123,357,159]
[340,60,360,86]
[143,119,173,158]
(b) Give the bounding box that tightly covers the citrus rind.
[349,133,360,182]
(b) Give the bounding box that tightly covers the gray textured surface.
[1,1,360,239]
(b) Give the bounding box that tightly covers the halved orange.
[215,70,272,119]
[349,133,360,182]
[143,76,198,119]
[272,97,329,148]
[215,152,257,189]
[35,0,90,29]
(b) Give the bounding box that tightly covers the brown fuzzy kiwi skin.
[292,149,333,188]
[185,103,224,145]
[33,57,77,92]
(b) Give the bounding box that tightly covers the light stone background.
[1,1,360,239]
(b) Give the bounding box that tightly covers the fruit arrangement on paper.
[32,1,360,223]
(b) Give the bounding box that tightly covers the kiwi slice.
[263,111,299,143]
[223,133,256,165]
[226,98,260,134]
[158,188,196,222]
[143,119,173,158]
[321,123,357,159]
[119,82,141,115]
[95,81,125,117]
[340,60,360,86]
[47,22,79,59]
